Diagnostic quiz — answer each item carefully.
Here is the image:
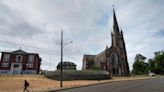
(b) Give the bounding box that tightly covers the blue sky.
[0,0,164,71]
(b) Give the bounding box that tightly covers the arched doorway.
[108,52,119,76]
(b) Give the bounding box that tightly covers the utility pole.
[60,30,63,88]
[60,30,72,87]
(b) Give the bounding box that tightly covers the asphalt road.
[56,77,164,92]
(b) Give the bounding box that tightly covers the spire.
[113,5,119,32]
[121,28,123,33]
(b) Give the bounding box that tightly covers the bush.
[89,64,100,70]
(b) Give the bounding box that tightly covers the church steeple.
[113,5,119,32]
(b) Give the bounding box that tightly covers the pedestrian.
[23,80,29,92]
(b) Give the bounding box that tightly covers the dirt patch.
[0,75,153,92]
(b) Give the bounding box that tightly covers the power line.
[0,34,60,44]
[0,40,60,53]
[0,40,81,59]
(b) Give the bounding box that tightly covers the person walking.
[23,80,29,92]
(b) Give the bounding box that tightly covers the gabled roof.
[2,49,38,55]
[83,54,95,62]
[84,54,96,58]
[96,50,105,58]
[11,49,28,54]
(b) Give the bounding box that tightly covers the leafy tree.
[149,51,164,74]
[132,60,146,74]
[133,50,164,75]
[148,59,155,71]
[132,54,148,75]
[144,62,149,74]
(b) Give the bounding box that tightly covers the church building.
[82,8,130,76]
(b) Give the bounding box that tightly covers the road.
[55,77,164,92]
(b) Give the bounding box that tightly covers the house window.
[26,63,33,68]
[2,63,9,67]
[14,64,20,68]
[28,55,34,62]
[3,54,10,62]
[16,55,23,62]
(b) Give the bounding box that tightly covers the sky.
[0,0,164,71]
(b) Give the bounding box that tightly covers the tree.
[148,59,155,71]
[133,50,164,75]
[149,51,164,74]
[132,54,148,75]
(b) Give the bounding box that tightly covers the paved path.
[55,77,164,92]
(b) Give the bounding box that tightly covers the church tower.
[110,7,130,76]
[82,6,130,76]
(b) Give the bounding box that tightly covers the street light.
[60,30,73,88]
[64,41,73,47]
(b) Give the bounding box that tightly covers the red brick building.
[0,49,41,74]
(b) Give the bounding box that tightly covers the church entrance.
[112,68,119,75]
[10,63,22,74]
[109,52,119,76]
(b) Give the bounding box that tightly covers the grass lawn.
[0,75,98,92]
[0,75,154,92]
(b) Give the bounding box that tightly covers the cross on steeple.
[112,4,115,9]
[19,47,22,50]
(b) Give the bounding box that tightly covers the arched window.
[16,55,23,62]
[109,52,119,75]
[109,53,118,64]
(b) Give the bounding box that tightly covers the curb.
[51,81,112,92]
[42,81,112,92]
[42,77,155,92]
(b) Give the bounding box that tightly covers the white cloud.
[0,0,163,71]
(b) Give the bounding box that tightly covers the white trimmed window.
[2,63,9,67]
[26,63,33,68]
[3,54,10,62]
[28,55,34,62]
[16,55,23,62]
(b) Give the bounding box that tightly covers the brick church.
[82,8,130,76]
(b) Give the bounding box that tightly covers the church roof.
[96,50,105,58]
[113,6,120,32]
[84,54,96,57]
[83,54,95,62]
